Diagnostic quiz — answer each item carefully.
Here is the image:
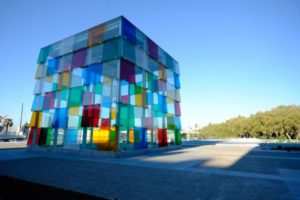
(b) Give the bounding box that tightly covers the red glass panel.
[158,128,168,147]
[81,104,100,127]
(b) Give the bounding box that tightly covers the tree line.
[197,105,300,140]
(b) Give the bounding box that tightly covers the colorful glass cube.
[28,16,182,151]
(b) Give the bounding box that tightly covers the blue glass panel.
[31,95,44,111]
[102,96,111,107]
[66,129,77,144]
[163,95,168,113]
[52,108,68,128]
[158,94,167,113]
[134,128,148,149]
[147,92,152,105]
[83,63,102,85]
[175,116,181,129]
[165,54,174,70]
[151,80,158,93]
[46,58,58,76]
[122,17,136,45]
[174,73,180,89]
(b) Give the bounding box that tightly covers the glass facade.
[28,16,181,152]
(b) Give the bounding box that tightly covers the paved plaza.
[0,141,299,199]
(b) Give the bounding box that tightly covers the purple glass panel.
[71,49,87,69]
[147,38,158,60]
[120,58,135,83]
[43,92,55,110]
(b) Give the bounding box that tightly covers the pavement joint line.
[194,154,300,160]
[245,155,300,160]
[185,168,283,181]
[173,152,300,160]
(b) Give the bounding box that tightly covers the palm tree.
[3,118,13,134]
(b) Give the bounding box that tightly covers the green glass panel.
[175,129,182,145]
[110,129,116,142]
[153,105,160,112]
[102,39,120,61]
[129,84,135,95]
[68,86,84,107]
[129,117,135,128]
[37,46,50,64]
[94,83,103,95]
[46,128,53,146]
[129,105,135,118]
[154,110,163,117]
[52,83,58,91]
[78,116,82,127]
[120,120,129,129]
[168,123,175,130]
[61,89,68,100]
[120,104,129,119]
[135,85,142,94]
[127,105,135,128]
[147,72,154,81]
[167,117,175,130]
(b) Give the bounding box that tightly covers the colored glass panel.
[71,49,87,69]
[81,104,100,127]
[29,111,42,128]
[52,108,68,128]
[147,38,158,60]
[68,86,84,107]
[65,129,78,144]
[88,24,105,46]
[122,17,136,45]
[175,129,182,145]
[120,58,135,83]
[134,128,147,150]
[174,101,181,116]
[129,129,134,143]
[158,128,168,147]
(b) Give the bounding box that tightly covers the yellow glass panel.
[103,77,112,84]
[44,75,54,82]
[111,108,116,119]
[159,68,166,80]
[159,69,163,79]
[62,72,70,86]
[135,94,142,107]
[69,106,80,116]
[29,111,42,127]
[93,129,101,143]
[99,129,110,143]
[129,129,134,143]
[167,113,175,117]
[35,64,43,78]
[93,129,110,143]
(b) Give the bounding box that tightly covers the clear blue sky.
[0,0,299,129]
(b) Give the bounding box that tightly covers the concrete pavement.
[0,141,299,199]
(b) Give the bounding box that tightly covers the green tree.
[3,118,13,134]
[22,122,30,138]
[196,105,300,140]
